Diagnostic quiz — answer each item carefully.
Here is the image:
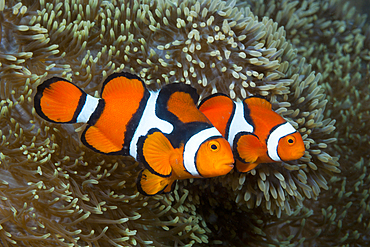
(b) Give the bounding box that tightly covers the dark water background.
[351,1,370,21]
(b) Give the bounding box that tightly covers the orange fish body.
[199,94,305,173]
[34,73,234,196]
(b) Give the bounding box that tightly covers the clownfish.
[34,72,234,196]
[198,94,305,173]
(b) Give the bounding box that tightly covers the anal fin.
[235,160,259,173]
[82,126,123,154]
[137,169,174,196]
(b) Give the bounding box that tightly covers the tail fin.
[34,77,101,124]
[137,169,175,196]
[198,93,234,137]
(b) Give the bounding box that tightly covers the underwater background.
[0,0,369,246]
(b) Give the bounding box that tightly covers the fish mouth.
[202,161,234,178]
[297,150,306,159]
[219,160,234,170]
[218,157,234,165]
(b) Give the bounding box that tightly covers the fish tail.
[34,77,103,124]
[137,169,175,196]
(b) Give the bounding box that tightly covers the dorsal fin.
[198,93,234,137]
[100,72,149,100]
[198,93,233,110]
[157,83,210,124]
[81,72,150,155]
[243,96,271,110]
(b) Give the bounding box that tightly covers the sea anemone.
[182,0,339,221]
[215,0,370,245]
[1,0,368,246]
[0,0,219,245]
[0,76,210,245]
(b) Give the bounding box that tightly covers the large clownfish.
[198,94,305,173]
[34,72,234,196]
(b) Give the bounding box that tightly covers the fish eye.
[208,140,220,152]
[287,136,296,145]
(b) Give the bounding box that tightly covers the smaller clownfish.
[198,94,305,173]
[34,72,234,196]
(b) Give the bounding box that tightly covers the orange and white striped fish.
[34,72,234,196]
[198,94,305,173]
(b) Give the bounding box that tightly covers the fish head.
[195,137,234,177]
[277,131,305,161]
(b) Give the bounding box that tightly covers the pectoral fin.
[139,131,174,177]
[235,133,263,164]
